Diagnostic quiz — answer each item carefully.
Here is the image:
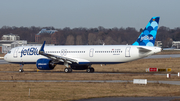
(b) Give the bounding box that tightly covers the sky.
[0,0,180,30]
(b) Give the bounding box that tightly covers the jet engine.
[36,58,55,70]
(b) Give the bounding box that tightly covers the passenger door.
[125,47,131,57]
[89,48,94,57]
[13,48,19,58]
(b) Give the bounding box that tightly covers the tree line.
[0,26,180,47]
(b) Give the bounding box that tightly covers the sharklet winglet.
[39,41,46,54]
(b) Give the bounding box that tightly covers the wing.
[39,41,79,64]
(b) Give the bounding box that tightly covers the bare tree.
[65,35,74,45]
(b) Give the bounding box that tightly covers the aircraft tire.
[91,68,94,72]
[64,68,72,73]
[87,68,94,73]
[19,69,24,72]
[64,68,69,73]
[87,68,91,73]
[69,68,72,73]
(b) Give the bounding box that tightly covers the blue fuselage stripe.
[8,62,125,65]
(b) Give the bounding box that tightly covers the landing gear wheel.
[19,69,24,72]
[91,68,94,72]
[64,68,69,73]
[87,68,91,73]
[19,63,24,73]
[87,68,94,73]
[64,68,72,73]
[68,68,72,73]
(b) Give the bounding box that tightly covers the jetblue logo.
[140,35,153,41]
[38,63,47,65]
[20,47,39,57]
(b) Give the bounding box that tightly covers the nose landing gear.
[19,63,24,72]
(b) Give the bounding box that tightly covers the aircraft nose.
[4,54,8,61]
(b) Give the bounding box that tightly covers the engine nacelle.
[36,58,55,70]
[71,65,88,70]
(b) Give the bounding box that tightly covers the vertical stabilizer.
[132,17,160,46]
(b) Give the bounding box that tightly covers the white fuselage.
[4,45,161,65]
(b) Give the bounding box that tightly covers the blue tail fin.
[132,17,160,46]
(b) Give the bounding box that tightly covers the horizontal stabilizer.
[137,47,151,54]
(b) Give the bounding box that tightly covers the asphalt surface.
[144,54,180,59]
[0,80,180,85]
[0,70,178,76]
[0,59,9,64]
[77,97,180,101]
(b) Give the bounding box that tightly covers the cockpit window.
[8,51,11,54]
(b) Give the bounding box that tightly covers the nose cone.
[4,54,9,62]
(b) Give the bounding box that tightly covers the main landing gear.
[86,67,94,73]
[64,68,72,73]
[64,62,72,73]
[19,64,24,72]
[63,61,94,73]
[64,66,95,73]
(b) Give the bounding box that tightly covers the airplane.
[4,16,161,73]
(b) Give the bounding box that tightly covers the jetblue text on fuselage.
[20,47,39,57]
